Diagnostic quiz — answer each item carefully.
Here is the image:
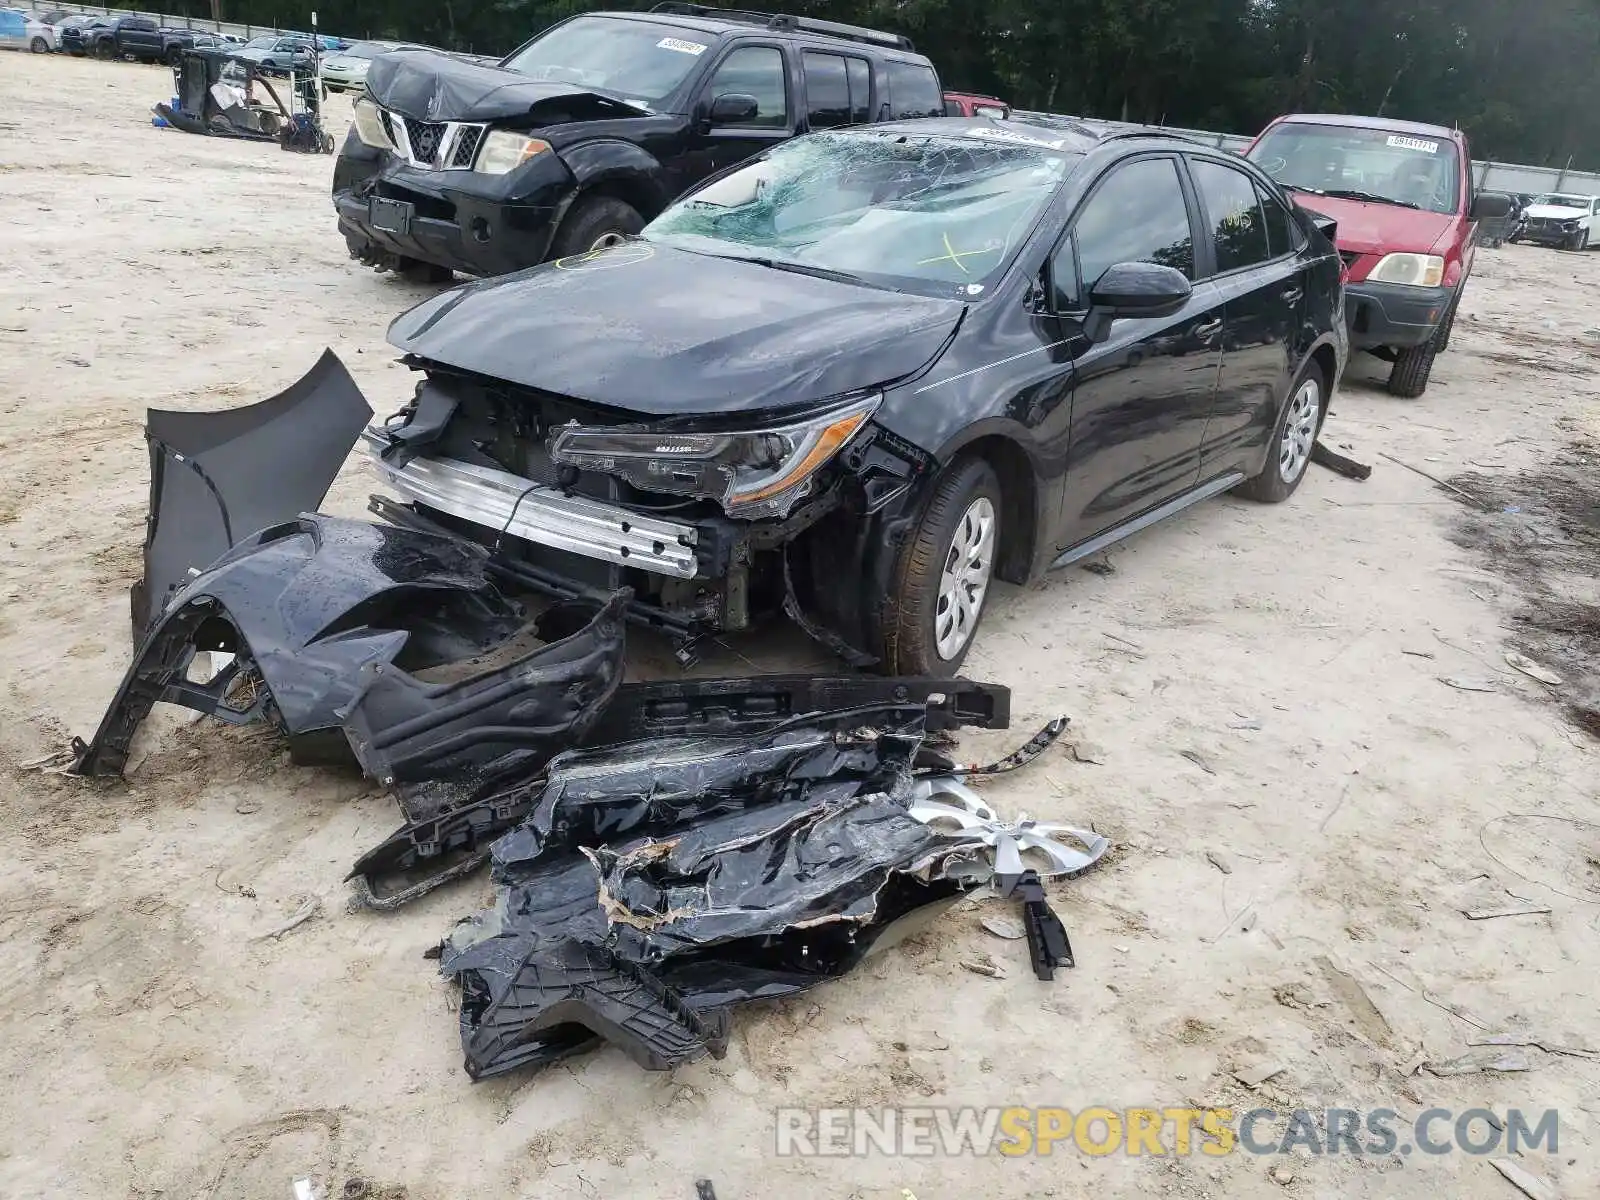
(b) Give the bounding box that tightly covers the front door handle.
[1281,286,1304,304]
[1193,318,1223,339]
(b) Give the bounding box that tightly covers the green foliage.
[192,0,1600,166]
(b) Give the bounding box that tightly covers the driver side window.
[1056,157,1195,311]
[704,46,789,129]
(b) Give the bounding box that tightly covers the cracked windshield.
[1248,122,1462,214]
[645,131,1077,298]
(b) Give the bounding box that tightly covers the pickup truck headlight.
[549,395,880,519]
[351,96,392,150]
[1367,253,1445,287]
[475,131,551,175]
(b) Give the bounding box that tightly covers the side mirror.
[1471,192,1512,220]
[709,93,759,126]
[1082,261,1192,342]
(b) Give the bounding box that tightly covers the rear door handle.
[1193,318,1223,339]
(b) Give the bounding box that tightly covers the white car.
[0,8,57,52]
[1516,192,1600,250]
[322,40,426,93]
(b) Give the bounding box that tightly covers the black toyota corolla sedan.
[364,117,1348,674]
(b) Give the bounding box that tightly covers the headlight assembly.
[1366,252,1445,287]
[475,131,551,175]
[351,96,392,150]
[548,395,881,519]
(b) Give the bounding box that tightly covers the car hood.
[387,243,965,417]
[1525,204,1588,220]
[1285,190,1458,256]
[364,49,650,123]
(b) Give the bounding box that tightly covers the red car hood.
[1286,190,1457,256]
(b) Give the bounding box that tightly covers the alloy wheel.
[1278,377,1320,483]
[934,496,996,660]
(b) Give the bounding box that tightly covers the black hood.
[364,49,649,123]
[387,243,965,417]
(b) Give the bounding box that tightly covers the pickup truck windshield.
[501,16,711,107]
[243,35,275,50]
[646,130,1076,299]
[1249,123,1462,216]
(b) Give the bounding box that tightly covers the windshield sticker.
[657,37,708,55]
[1386,134,1441,154]
[963,126,1068,151]
[553,243,655,271]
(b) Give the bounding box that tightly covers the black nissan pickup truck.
[331,3,943,281]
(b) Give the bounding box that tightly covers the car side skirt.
[1049,471,1247,570]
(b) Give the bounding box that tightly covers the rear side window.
[1191,158,1270,273]
[846,57,870,124]
[704,45,789,128]
[1256,183,1303,257]
[1069,156,1196,307]
[884,60,942,119]
[803,52,849,129]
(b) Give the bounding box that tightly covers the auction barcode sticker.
[657,37,708,54]
[1387,134,1441,153]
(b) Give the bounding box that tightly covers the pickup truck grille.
[379,108,485,172]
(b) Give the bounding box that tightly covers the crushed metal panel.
[135,349,371,641]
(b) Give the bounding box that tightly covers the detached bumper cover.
[1343,280,1454,349]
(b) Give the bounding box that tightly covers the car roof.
[592,7,928,60]
[864,115,1227,157]
[1270,112,1463,142]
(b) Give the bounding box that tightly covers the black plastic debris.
[438,712,974,1079]
[348,686,1012,908]
[1006,869,1075,981]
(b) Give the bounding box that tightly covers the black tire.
[879,457,1002,676]
[1570,231,1589,252]
[1436,294,1458,353]
[1237,359,1326,503]
[547,195,645,260]
[166,45,183,67]
[1388,332,1439,397]
[95,39,115,59]
[30,36,48,53]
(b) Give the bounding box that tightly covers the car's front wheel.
[547,195,645,260]
[1237,360,1324,503]
[30,36,48,53]
[880,457,1001,676]
[95,39,115,59]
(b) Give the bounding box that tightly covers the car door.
[1053,154,1227,547]
[1187,156,1307,477]
[674,41,794,193]
[1591,197,1600,247]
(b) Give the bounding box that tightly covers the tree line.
[204,0,1600,168]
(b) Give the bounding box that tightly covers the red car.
[1245,113,1509,397]
[942,90,1010,118]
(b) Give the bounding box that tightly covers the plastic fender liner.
[340,590,630,794]
[135,349,372,643]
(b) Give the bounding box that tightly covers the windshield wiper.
[1320,188,1421,210]
[720,256,898,291]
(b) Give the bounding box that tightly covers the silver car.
[322,40,423,93]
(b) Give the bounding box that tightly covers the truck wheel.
[548,195,644,260]
[1387,335,1439,398]
[95,39,115,59]
[167,45,183,66]
[879,457,1002,676]
[1236,359,1325,503]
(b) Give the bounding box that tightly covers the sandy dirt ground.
[2,53,1599,1200]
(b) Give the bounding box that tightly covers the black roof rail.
[648,3,915,51]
